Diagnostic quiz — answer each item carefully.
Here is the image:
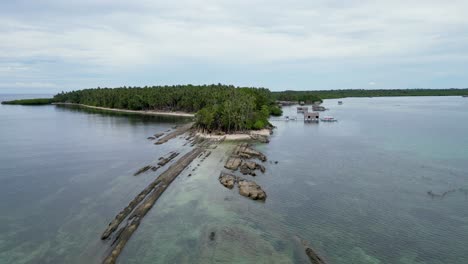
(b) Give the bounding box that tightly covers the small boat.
[320,116,337,122]
[285,116,289,121]
[338,101,343,105]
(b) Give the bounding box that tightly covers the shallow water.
[1,95,468,264]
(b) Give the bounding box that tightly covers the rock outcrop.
[133,165,151,176]
[233,143,267,162]
[154,133,164,138]
[224,157,242,170]
[219,173,237,189]
[157,152,179,166]
[219,173,266,201]
[238,179,266,200]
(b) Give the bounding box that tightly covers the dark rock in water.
[151,166,160,171]
[274,161,278,164]
[219,173,237,189]
[158,152,179,166]
[147,136,155,140]
[297,237,327,264]
[188,174,192,177]
[258,164,266,173]
[209,231,216,241]
[101,147,204,264]
[134,165,151,176]
[239,161,265,175]
[154,133,164,138]
[305,247,327,264]
[238,179,266,200]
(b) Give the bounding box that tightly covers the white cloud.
[1,0,468,90]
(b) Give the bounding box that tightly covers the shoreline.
[54,102,272,141]
[52,102,195,117]
[196,129,271,141]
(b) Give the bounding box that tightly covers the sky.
[1,0,468,93]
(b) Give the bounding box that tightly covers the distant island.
[273,88,468,102]
[3,86,468,132]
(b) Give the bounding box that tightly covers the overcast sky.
[1,0,468,93]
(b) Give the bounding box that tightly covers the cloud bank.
[1,0,468,92]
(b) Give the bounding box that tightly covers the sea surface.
[1,95,467,264]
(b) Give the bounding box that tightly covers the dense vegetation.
[273,88,468,101]
[1,98,54,105]
[53,84,282,132]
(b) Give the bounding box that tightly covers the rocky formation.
[219,173,237,189]
[102,147,204,264]
[233,143,267,162]
[239,161,265,176]
[224,157,242,170]
[133,165,151,176]
[154,132,164,138]
[219,173,266,201]
[296,237,328,264]
[147,136,155,140]
[238,179,266,200]
[155,123,193,145]
[157,152,179,166]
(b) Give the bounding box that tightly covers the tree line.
[273,88,468,101]
[52,84,282,132]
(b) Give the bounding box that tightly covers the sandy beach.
[53,102,195,117]
[196,129,271,141]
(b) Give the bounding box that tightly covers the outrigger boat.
[320,116,337,122]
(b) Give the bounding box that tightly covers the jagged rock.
[258,164,266,173]
[244,161,257,170]
[147,136,155,140]
[219,173,237,189]
[239,161,265,175]
[234,143,267,162]
[240,163,252,175]
[158,152,179,166]
[239,153,251,159]
[134,165,151,176]
[225,157,242,170]
[238,179,266,200]
[154,133,164,138]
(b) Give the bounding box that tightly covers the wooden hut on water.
[304,112,319,123]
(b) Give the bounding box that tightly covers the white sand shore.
[53,102,195,117]
[196,129,271,141]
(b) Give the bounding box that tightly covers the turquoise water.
[1,95,467,263]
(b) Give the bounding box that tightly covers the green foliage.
[273,89,468,101]
[1,98,54,105]
[253,120,265,130]
[53,84,278,132]
[269,105,283,116]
